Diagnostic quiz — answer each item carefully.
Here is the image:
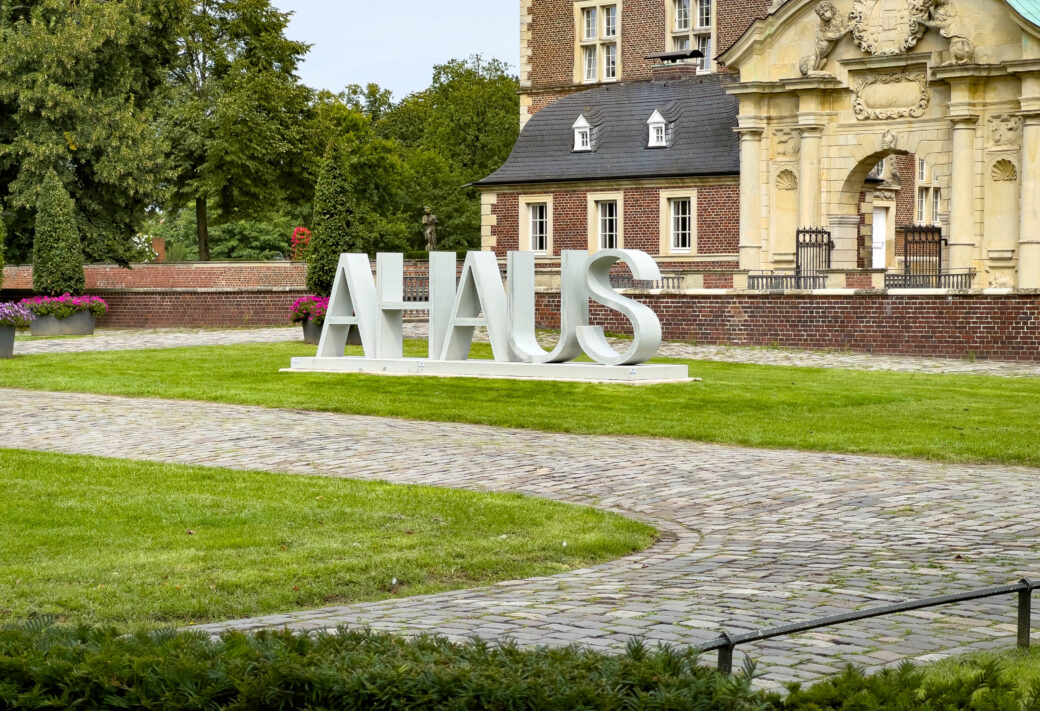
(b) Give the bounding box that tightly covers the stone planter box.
[301,319,360,346]
[0,326,13,359]
[30,311,95,337]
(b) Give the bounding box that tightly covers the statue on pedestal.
[422,206,438,251]
[800,1,851,76]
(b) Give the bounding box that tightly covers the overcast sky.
[273,1,520,100]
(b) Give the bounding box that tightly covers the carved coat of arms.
[850,0,930,55]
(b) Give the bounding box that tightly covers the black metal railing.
[884,270,975,289]
[747,272,829,291]
[609,275,683,290]
[699,579,1038,675]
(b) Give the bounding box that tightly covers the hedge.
[0,215,5,291]
[2,622,1038,710]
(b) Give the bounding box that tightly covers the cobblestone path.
[13,324,1040,376]
[16,327,301,354]
[1,388,1037,687]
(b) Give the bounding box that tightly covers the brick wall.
[488,183,739,261]
[535,291,1040,361]
[523,0,771,120]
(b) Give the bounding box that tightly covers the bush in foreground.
[0,623,764,710]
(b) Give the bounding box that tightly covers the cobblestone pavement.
[14,323,1040,376]
[15,327,301,354]
[2,388,1037,688]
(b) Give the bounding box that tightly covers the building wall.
[520,0,770,125]
[535,291,1040,361]
[484,181,740,265]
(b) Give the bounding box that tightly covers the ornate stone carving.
[988,115,1022,150]
[850,0,929,55]
[776,169,799,190]
[847,0,974,63]
[874,189,897,201]
[774,128,802,157]
[991,159,1019,182]
[853,72,929,120]
[917,0,975,64]
[881,129,897,150]
[799,1,852,76]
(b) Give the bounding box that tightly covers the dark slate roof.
[475,76,739,187]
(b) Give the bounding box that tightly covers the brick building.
[477,0,932,289]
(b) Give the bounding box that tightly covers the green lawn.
[0,341,1038,466]
[0,449,654,629]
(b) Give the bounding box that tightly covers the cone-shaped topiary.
[33,172,84,296]
[307,140,361,297]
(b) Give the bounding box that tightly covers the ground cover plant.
[924,647,1040,696]
[4,625,1040,710]
[0,449,654,629]
[1,341,1039,467]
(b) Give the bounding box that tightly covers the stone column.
[737,127,764,271]
[828,214,861,271]
[1019,114,1040,288]
[798,126,824,228]
[948,116,978,273]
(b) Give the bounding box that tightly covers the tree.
[32,172,84,296]
[378,56,519,249]
[163,0,312,260]
[307,140,356,297]
[0,0,188,265]
[306,134,409,296]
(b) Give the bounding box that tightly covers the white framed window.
[696,0,711,28]
[573,114,592,152]
[868,158,886,180]
[668,0,713,72]
[520,195,553,254]
[915,156,941,225]
[659,188,698,255]
[530,204,548,253]
[575,2,621,84]
[674,0,690,30]
[583,7,597,39]
[583,46,597,82]
[647,109,668,148]
[696,34,711,72]
[670,198,692,252]
[603,5,617,37]
[598,201,618,250]
[587,192,623,251]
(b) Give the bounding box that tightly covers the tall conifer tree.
[32,172,84,296]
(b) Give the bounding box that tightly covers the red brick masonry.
[4,263,1040,361]
[2,262,308,328]
[535,292,1040,361]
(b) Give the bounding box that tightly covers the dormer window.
[647,109,668,148]
[573,114,592,152]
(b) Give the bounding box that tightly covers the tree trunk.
[196,196,210,261]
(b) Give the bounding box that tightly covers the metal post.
[1019,579,1033,650]
[716,631,735,675]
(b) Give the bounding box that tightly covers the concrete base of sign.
[282,357,690,384]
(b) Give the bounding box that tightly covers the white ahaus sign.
[285,249,689,382]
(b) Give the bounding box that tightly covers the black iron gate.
[882,224,973,288]
[796,226,834,275]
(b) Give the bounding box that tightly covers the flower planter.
[30,311,95,337]
[302,319,360,346]
[302,318,322,345]
[0,326,13,359]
